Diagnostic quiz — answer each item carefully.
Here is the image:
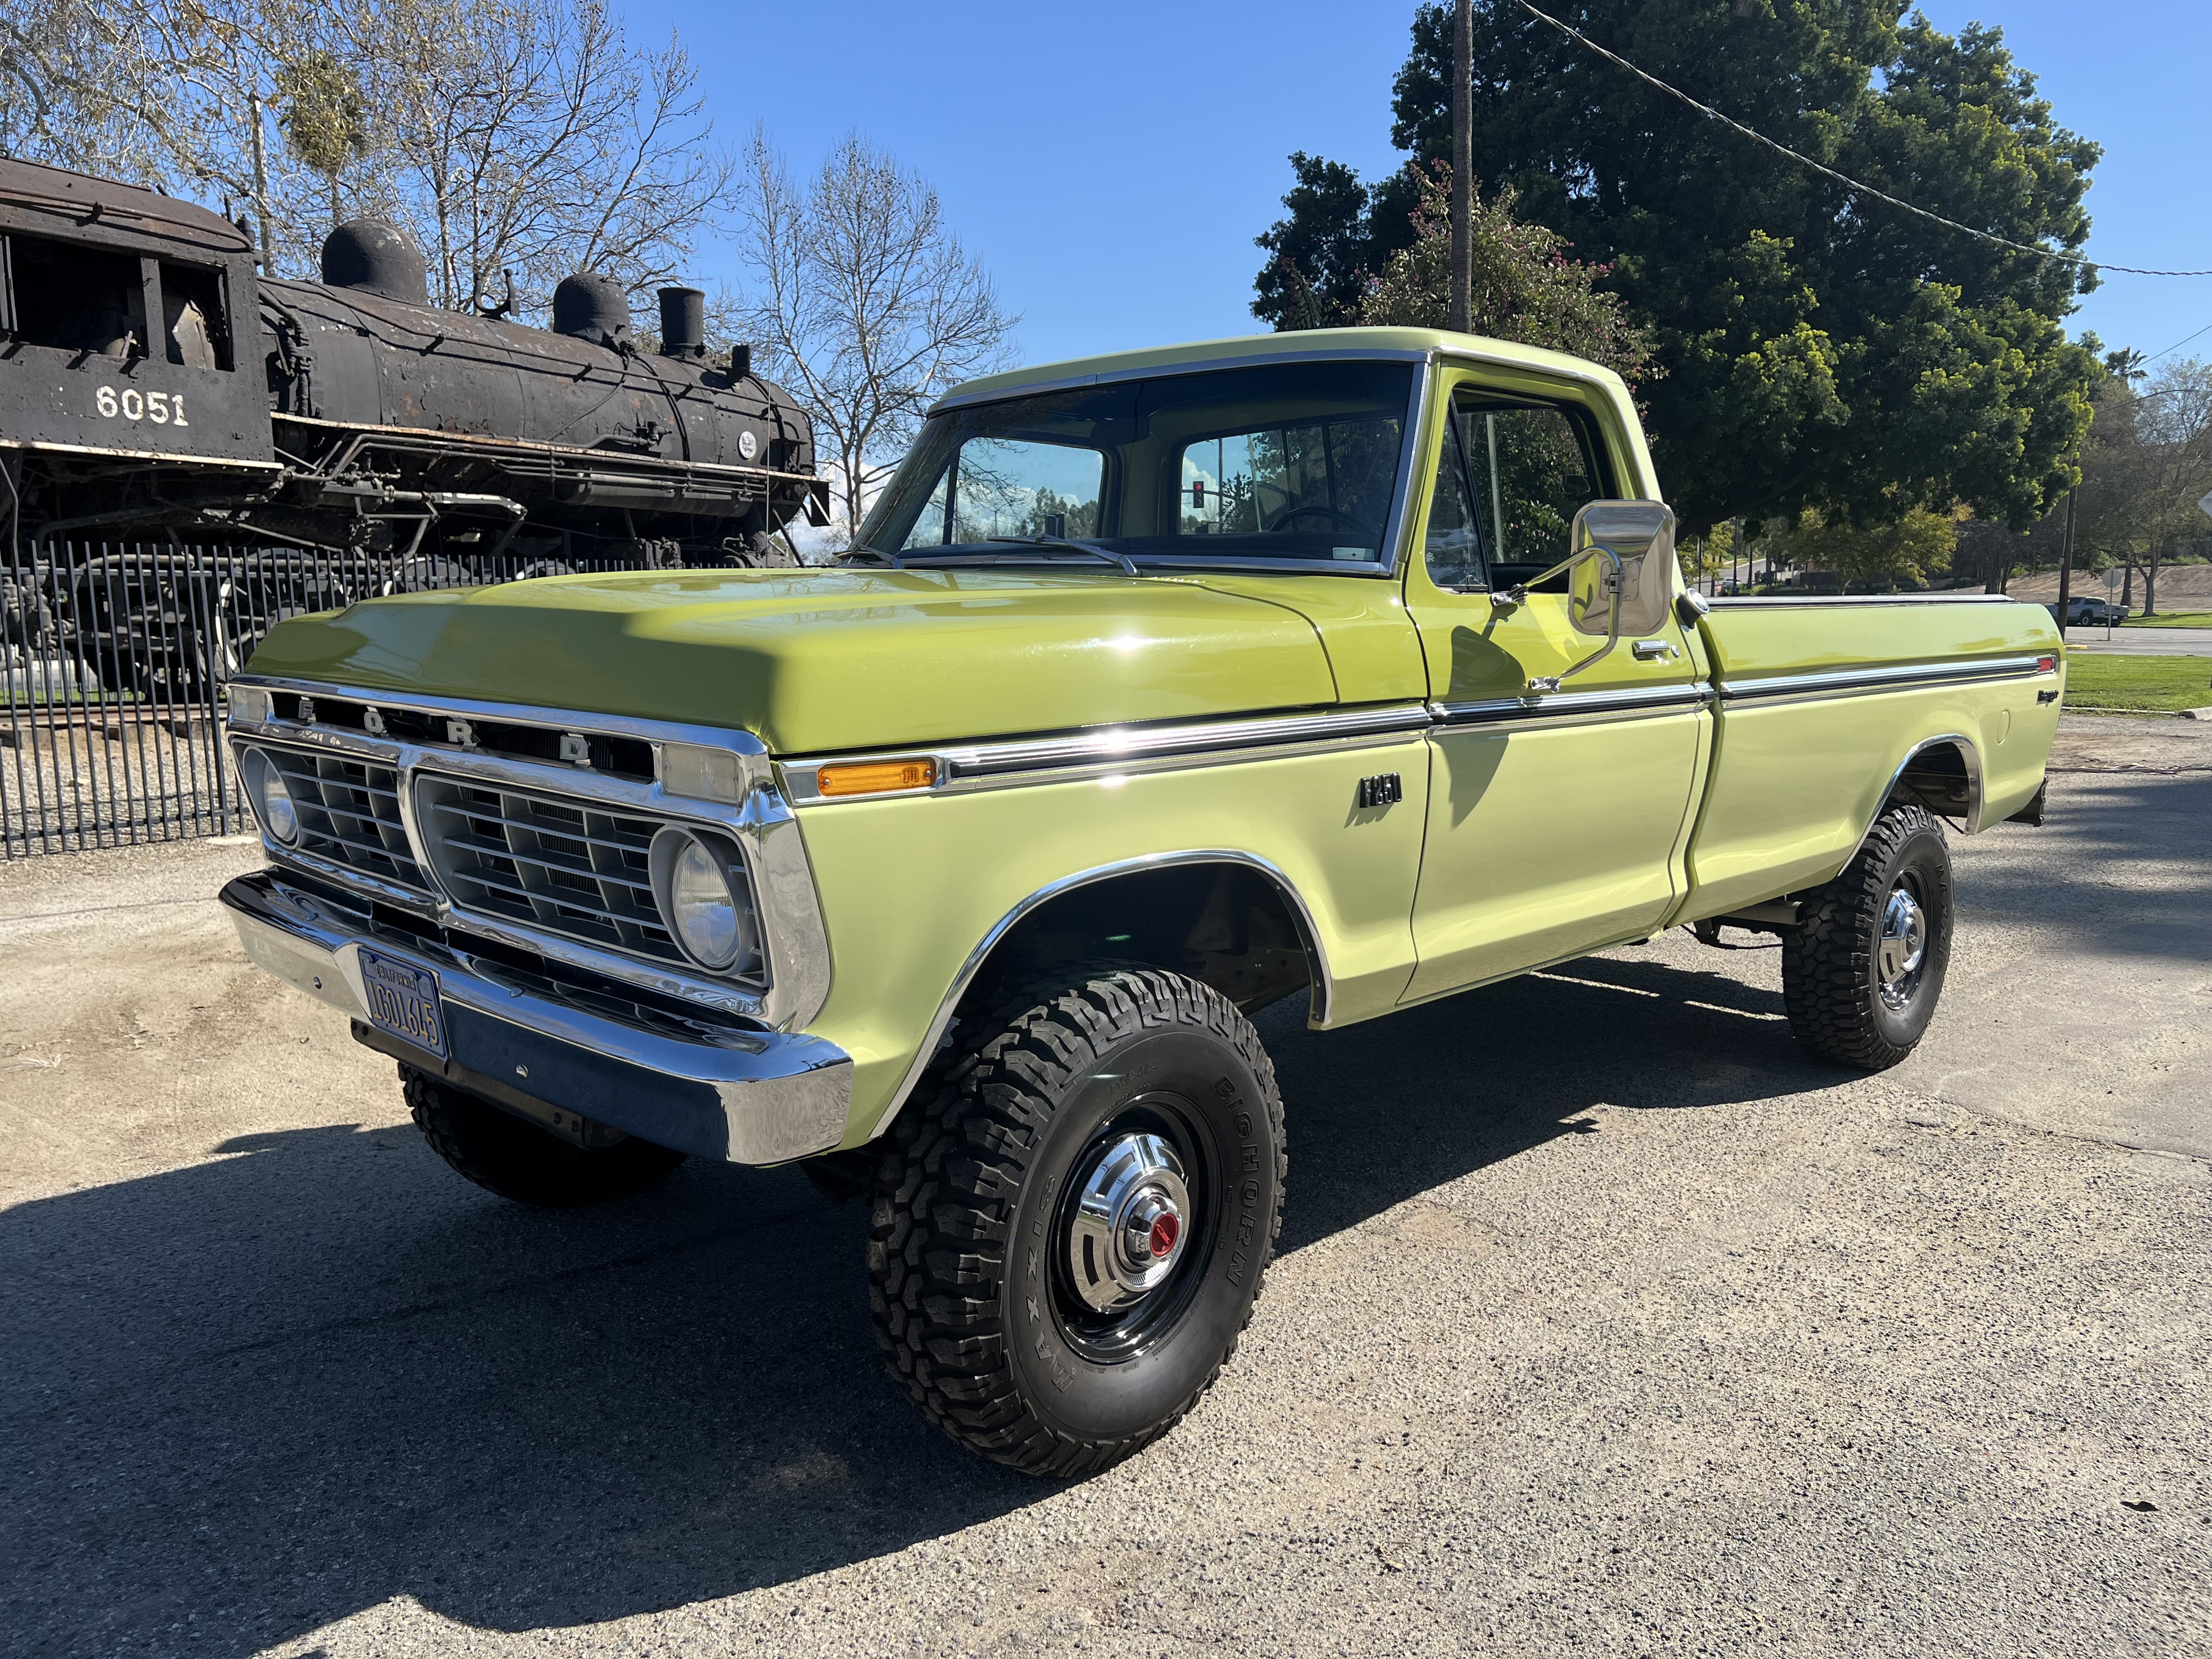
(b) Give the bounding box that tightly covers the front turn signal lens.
[815,758,937,798]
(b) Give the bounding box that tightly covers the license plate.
[356,947,448,1060]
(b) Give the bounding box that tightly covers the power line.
[1509,0,2212,279]
[2141,321,2212,365]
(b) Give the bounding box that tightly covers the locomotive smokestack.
[658,286,706,360]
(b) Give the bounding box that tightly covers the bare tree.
[1,0,732,324]
[733,129,1017,541]
[0,0,233,193]
[348,0,731,314]
[2076,360,2212,616]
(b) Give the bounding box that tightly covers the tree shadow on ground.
[2,954,1839,1657]
[1958,769,2212,966]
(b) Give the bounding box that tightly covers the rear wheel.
[868,965,1286,1477]
[1782,803,1954,1069]
[402,1067,685,1207]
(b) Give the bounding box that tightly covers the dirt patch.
[2049,710,2212,774]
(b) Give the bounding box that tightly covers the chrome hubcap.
[1066,1131,1190,1312]
[1877,883,1927,1009]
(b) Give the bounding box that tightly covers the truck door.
[1401,375,1707,1002]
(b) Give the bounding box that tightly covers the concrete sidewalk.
[2062,624,2212,657]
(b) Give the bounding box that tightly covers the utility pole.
[1449,0,1472,334]
[2055,484,2076,635]
[248,92,274,273]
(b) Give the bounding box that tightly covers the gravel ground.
[2,717,2207,1658]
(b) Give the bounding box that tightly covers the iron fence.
[2,540,678,857]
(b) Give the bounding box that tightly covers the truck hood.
[245,567,1340,754]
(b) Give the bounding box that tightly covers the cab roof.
[933,325,1629,413]
[0,157,252,257]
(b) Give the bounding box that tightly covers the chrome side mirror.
[1567,500,1675,640]
[1491,499,1678,694]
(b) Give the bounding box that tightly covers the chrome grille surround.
[256,745,435,897]
[415,772,765,989]
[225,680,831,1029]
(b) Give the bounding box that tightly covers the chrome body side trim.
[1718,654,2050,703]
[227,685,831,1029]
[780,703,1434,804]
[1431,679,1712,730]
[865,849,1336,1143]
[1708,593,2024,610]
[785,682,1723,802]
[221,870,850,1165]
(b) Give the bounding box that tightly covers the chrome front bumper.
[221,870,853,1165]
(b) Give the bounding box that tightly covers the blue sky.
[629,0,2212,374]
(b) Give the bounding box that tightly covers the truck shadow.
[3,955,1828,1654]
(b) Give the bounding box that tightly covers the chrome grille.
[262,747,431,894]
[416,775,757,977]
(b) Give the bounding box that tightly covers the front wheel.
[1782,802,1954,1069]
[868,966,1286,1477]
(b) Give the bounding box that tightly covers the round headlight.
[239,748,298,844]
[650,827,757,973]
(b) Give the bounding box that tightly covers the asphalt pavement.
[2,716,2207,1658]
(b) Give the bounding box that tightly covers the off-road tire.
[402,1066,685,1207]
[1782,803,1954,1070]
[868,965,1287,1477]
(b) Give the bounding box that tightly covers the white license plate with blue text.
[357,947,447,1059]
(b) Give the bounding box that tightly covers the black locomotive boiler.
[1,156,825,561]
[1,157,826,689]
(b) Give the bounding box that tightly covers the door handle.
[1632,639,1677,661]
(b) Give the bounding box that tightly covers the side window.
[1422,408,1485,590]
[1462,399,1608,580]
[157,261,232,371]
[7,233,146,358]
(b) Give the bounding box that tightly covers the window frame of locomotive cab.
[0,165,267,466]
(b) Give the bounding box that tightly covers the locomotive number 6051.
[93,386,189,426]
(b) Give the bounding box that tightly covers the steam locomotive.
[0,157,826,689]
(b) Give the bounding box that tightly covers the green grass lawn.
[2122,609,2212,628]
[2064,653,2212,713]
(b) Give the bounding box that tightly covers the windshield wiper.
[985,535,1141,577]
[835,545,905,569]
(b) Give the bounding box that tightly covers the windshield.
[859,360,1418,571]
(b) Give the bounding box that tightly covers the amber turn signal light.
[815,758,937,797]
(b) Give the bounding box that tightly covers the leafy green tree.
[1769,505,1958,590]
[1353,162,1652,383]
[1255,2,2101,534]
[1677,516,1733,586]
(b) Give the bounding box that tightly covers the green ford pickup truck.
[220,326,2063,1475]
